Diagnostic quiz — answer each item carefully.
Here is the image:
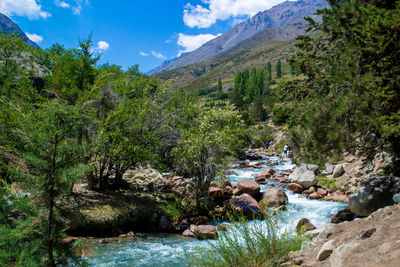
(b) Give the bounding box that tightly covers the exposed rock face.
[261,188,288,207]
[224,193,263,218]
[235,179,260,197]
[158,216,175,232]
[0,13,37,47]
[152,0,328,73]
[288,164,318,189]
[298,204,400,267]
[349,176,400,216]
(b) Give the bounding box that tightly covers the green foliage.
[272,106,291,126]
[173,105,249,205]
[287,1,400,172]
[276,59,282,78]
[187,214,304,267]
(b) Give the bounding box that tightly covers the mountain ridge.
[152,0,327,74]
[0,12,37,47]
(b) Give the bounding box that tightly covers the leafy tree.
[173,105,248,207]
[216,78,223,99]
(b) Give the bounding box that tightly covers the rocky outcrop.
[224,193,263,218]
[261,188,288,207]
[349,176,400,216]
[234,179,260,197]
[288,164,318,189]
[290,204,400,267]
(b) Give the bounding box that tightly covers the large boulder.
[193,225,218,239]
[235,179,260,197]
[332,164,345,178]
[288,183,303,193]
[209,187,223,199]
[288,164,318,189]
[261,189,288,207]
[349,176,400,216]
[224,193,263,218]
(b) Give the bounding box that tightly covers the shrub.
[187,214,304,267]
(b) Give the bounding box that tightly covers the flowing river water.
[84,156,347,266]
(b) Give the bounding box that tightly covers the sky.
[0,0,289,72]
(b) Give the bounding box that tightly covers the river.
[83,156,347,266]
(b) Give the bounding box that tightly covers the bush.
[272,106,291,125]
[187,214,304,267]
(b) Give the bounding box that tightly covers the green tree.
[173,105,248,207]
[266,61,272,82]
[216,78,223,99]
[289,0,400,170]
[276,59,282,78]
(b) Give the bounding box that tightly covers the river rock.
[256,170,271,179]
[394,194,400,203]
[330,207,355,224]
[209,187,223,199]
[176,219,190,231]
[325,191,349,203]
[193,225,218,239]
[261,188,288,207]
[309,192,323,200]
[316,239,336,261]
[61,237,78,244]
[288,183,303,193]
[182,229,195,238]
[158,215,175,232]
[268,168,276,175]
[333,164,345,178]
[296,218,316,233]
[349,176,400,216]
[288,164,318,189]
[235,179,260,197]
[224,193,263,218]
[193,216,208,225]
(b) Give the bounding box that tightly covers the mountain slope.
[0,12,37,47]
[153,0,327,73]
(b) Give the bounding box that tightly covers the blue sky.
[0,0,288,72]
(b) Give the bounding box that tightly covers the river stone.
[261,188,288,207]
[393,194,400,203]
[182,229,195,238]
[224,193,263,218]
[329,242,360,267]
[333,164,345,178]
[235,179,260,197]
[255,170,271,179]
[316,239,336,261]
[309,192,323,199]
[288,164,318,189]
[209,187,223,199]
[296,218,316,233]
[193,225,218,239]
[288,183,303,193]
[349,176,400,216]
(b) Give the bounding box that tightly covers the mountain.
[152,0,327,74]
[0,12,37,47]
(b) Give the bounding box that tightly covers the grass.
[187,214,304,267]
[318,175,341,192]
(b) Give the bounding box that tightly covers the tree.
[173,105,248,208]
[216,78,223,99]
[266,61,272,82]
[276,59,282,78]
[288,0,400,171]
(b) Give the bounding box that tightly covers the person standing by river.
[283,144,288,157]
[265,141,270,150]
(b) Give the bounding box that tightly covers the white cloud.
[183,0,287,28]
[0,0,51,20]
[25,32,43,43]
[96,41,110,52]
[151,51,167,60]
[177,33,221,56]
[139,51,149,56]
[54,0,70,8]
